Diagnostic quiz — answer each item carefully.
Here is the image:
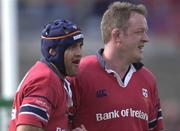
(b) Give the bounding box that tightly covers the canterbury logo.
[96,89,107,97]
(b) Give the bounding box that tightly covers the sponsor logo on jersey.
[96,108,148,122]
[96,110,120,121]
[96,89,107,98]
[142,88,148,97]
[56,127,65,131]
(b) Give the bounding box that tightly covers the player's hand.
[71,124,87,131]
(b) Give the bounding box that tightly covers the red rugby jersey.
[9,61,69,131]
[70,54,163,131]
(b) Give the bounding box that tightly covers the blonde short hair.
[100,1,147,44]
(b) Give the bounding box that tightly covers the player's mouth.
[72,59,81,66]
[138,45,144,52]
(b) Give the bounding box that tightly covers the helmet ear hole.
[41,18,84,75]
[49,48,56,56]
[63,26,69,34]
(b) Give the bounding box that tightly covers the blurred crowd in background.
[1,0,180,130]
[17,0,180,45]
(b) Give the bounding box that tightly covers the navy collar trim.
[96,48,144,71]
[40,57,65,81]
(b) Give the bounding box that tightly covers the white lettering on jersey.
[56,127,65,131]
[130,108,148,121]
[96,110,120,121]
[96,108,148,122]
[120,109,129,117]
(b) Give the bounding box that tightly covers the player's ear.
[112,28,121,43]
[49,48,56,56]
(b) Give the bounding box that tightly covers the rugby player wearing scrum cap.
[9,19,86,131]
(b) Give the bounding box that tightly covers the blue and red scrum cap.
[41,19,84,75]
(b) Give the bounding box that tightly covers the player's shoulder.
[81,55,97,63]
[141,66,155,76]
[30,61,58,77]
[139,66,156,83]
[133,62,155,80]
[78,55,100,73]
[25,61,61,88]
[80,55,98,67]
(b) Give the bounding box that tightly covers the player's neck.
[50,62,65,78]
[103,49,131,78]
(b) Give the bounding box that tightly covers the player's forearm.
[71,124,87,131]
[16,125,44,131]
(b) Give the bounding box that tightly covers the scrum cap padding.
[41,19,84,75]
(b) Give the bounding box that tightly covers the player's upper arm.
[16,125,44,131]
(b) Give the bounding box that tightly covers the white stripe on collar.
[105,64,136,88]
[64,79,73,107]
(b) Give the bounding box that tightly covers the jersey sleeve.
[17,85,57,129]
[148,81,164,131]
